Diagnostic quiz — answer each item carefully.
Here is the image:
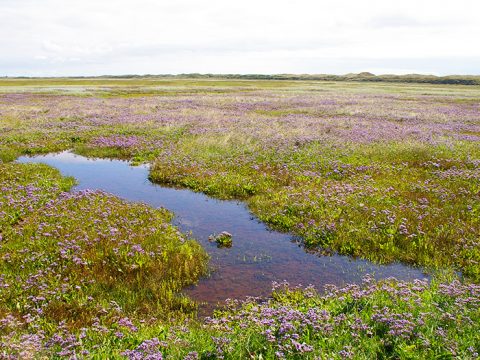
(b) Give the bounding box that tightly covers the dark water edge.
[17,151,428,312]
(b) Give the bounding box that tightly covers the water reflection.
[18,151,427,309]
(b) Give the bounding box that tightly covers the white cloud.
[1,0,479,76]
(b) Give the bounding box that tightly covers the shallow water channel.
[18,151,427,310]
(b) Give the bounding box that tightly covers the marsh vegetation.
[0,79,479,358]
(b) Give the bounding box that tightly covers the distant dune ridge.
[4,72,479,85]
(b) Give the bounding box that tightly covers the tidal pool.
[18,151,427,310]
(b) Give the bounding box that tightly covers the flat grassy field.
[1,79,479,358]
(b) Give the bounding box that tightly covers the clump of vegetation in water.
[209,231,233,248]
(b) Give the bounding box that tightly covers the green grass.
[0,163,208,334]
[3,273,479,359]
[148,139,480,278]
[1,80,479,278]
[1,79,480,358]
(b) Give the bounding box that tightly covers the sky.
[1,0,480,76]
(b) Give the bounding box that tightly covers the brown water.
[18,151,428,311]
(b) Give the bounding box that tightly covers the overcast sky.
[1,0,479,76]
